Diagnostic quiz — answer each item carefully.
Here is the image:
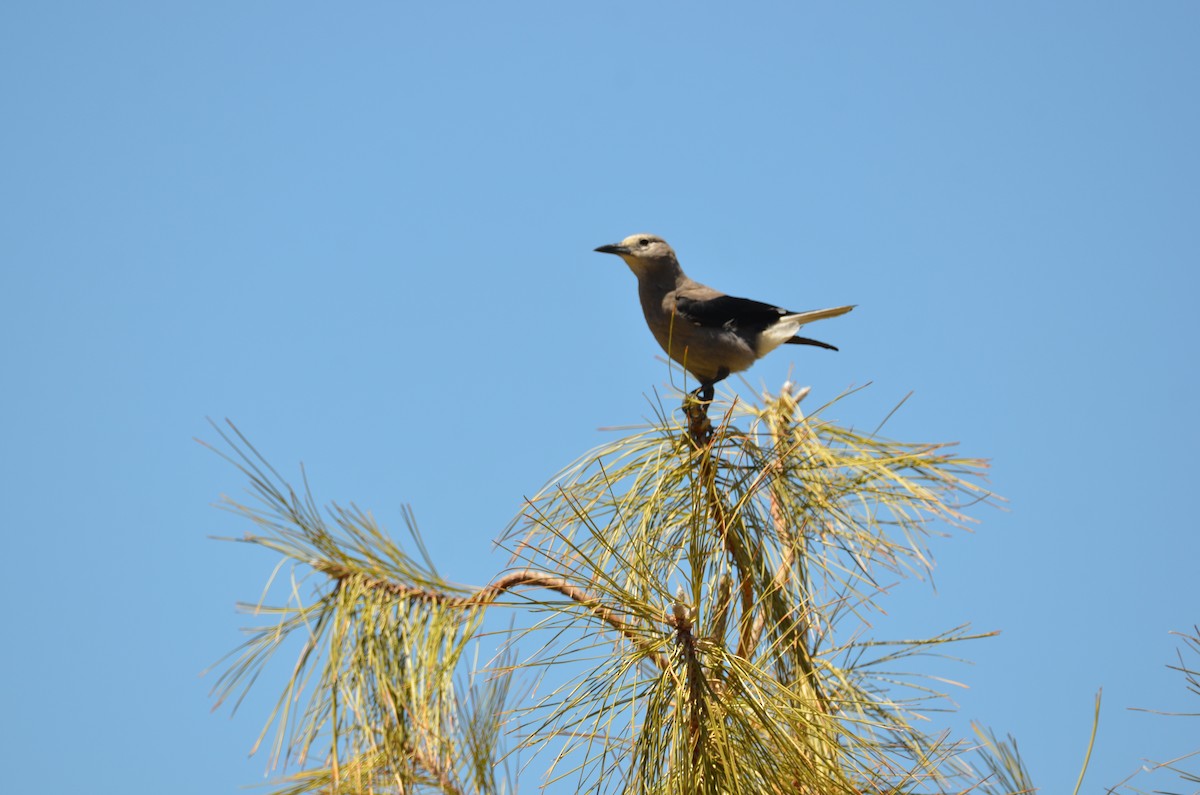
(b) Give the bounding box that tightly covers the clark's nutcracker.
[595,233,853,402]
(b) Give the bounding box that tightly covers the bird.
[594,233,853,402]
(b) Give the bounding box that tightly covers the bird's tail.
[781,305,855,326]
[785,336,838,351]
[758,304,855,354]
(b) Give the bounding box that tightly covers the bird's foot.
[687,382,715,404]
[683,384,714,445]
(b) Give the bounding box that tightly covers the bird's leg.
[690,370,724,405]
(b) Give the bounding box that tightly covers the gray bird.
[595,233,853,401]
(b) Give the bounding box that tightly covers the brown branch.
[680,397,758,662]
[316,561,452,602]
[683,629,705,770]
[315,562,670,671]
[708,458,754,660]
[469,570,669,671]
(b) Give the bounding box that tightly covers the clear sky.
[2,2,1197,792]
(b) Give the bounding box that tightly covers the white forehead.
[621,233,666,248]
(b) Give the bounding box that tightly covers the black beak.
[594,243,631,256]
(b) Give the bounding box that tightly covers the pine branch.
[208,383,1009,795]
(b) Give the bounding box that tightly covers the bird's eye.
[638,238,649,247]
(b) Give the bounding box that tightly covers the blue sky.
[2,2,1197,792]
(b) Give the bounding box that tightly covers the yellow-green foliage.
[209,387,1027,795]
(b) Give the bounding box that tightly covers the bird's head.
[594,233,679,277]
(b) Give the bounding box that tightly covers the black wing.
[673,294,789,334]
